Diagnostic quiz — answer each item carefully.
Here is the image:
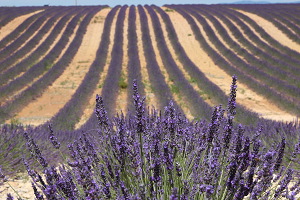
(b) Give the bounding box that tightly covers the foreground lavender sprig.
[13,77,299,199]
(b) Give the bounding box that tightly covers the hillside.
[0,4,299,130]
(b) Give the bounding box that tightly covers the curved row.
[153,5,259,123]
[0,7,41,29]
[166,5,300,115]
[231,4,300,44]
[0,7,70,73]
[137,5,178,112]
[0,8,76,87]
[202,6,300,78]
[223,5,300,63]
[0,8,45,50]
[126,5,145,112]
[0,7,86,101]
[0,9,56,62]
[50,6,118,131]
[194,7,300,88]
[0,7,101,123]
[184,6,300,105]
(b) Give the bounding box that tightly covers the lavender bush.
[2,78,299,200]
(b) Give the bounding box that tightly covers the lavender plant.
[3,77,300,199]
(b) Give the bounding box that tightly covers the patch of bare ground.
[2,16,62,72]
[10,10,104,126]
[1,16,74,94]
[204,16,255,68]
[75,8,116,129]
[136,8,159,109]
[156,10,207,119]
[236,10,300,52]
[166,9,297,122]
[115,8,129,116]
[145,8,194,119]
[2,15,80,109]
[0,10,44,43]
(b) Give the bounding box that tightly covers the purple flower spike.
[48,124,60,149]
[6,194,14,200]
[170,187,178,200]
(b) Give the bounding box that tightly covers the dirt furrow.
[75,8,116,129]
[115,8,129,115]
[145,8,193,117]
[237,10,300,52]
[167,9,296,122]
[135,7,158,109]
[10,12,91,125]
[0,10,43,42]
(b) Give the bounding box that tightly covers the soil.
[75,8,115,129]
[236,10,300,53]
[165,8,297,122]
[136,7,159,109]
[0,10,44,42]
[115,8,129,115]
[12,9,109,126]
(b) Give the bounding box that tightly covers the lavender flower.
[48,124,60,149]
[274,137,285,171]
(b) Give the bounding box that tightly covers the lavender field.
[0,4,300,199]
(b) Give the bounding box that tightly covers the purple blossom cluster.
[2,78,299,200]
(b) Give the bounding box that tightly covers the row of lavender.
[0,6,104,123]
[0,7,42,29]
[150,5,259,123]
[230,4,300,45]
[195,6,300,88]
[0,8,76,87]
[165,5,300,115]
[49,6,119,130]
[0,7,46,50]
[0,7,71,75]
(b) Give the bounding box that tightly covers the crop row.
[0,7,85,102]
[152,5,259,124]
[229,4,300,44]
[0,8,77,87]
[196,6,300,87]
[126,5,144,111]
[186,6,300,103]
[145,5,215,119]
[184,8,300,108]
[137,5,179,112]
[50,6,117,130]
[203,6,300,79]
[0,7,41,29]
[0,7,69,73]
[0,9,57,61]
[166,5,300,115]
[0,7,102,123]
[223,5,300,62]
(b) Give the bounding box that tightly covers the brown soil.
[1,16,79,106]
[115,8,129,115]
[136,8,159,109]
[236,10,300,52]
[1,16,62,77]
[12,9,108,126]
[166,8,297,122]
[75,8,115,129]
[145,8,195,118]
[0,10,44,42]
